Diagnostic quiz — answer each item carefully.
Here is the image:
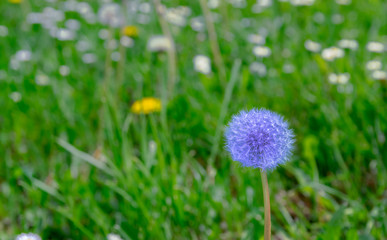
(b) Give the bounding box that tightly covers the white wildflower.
[15,233,41,240]
[249,62,267,76]
[338,39,358,50]
[15,50,32,62]
[107,233,122,240]
[82,53,97,64]
[253,46,271,57]
[98,3,124,28]
[304,40,321,52]
[59,65,70,76]
[35,73,50,86]
[120,36,134,48]
[147,35,173,52]
[290,0,315,6]
[328,73,350,84]
[193,55,211,75]
[336,0,351,5]
[371,71,387,80]
[9,92,22,102]
[366,60,382,71]
[366,41,385,53]
[248,34,265,45]
[0,25,8,37]
[321,47,344,61]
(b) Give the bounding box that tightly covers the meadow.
[0,0,386,239]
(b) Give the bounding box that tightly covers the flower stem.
[260,171,271,240]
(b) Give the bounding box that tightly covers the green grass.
[1,0,386,239]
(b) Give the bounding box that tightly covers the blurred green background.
[0,0,386,239]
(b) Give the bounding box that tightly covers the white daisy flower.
[147,35,173,52]
[366,60,382,71]
[328,73,350,84]
[338,39,358,50]
[249,62,267,76]
[107,233,123,240]
[371,71,387,80]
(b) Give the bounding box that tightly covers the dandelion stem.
[199,0,227,86]
[261,171,271,240]
[153,0,177,99]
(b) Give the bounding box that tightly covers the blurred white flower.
[9,92,22,102]
[104,39,118,50]
[98,3,124,28]
[82,53,97,64]
[193,55,211,75]
[15,233,41,240]
[190,17,205,32]
[366,41,385,53]
[208,0,220,9]
[366,60,382,71]
[290,0,315,6]
[331,14,344,24]
[0,25,8,37]
[371,71,387,80]
[54,28,75,41]
[165,7,191,27]
[304,40,321,52]
[76,40,91,52]
[336,0,351,5]
[249,62,267,76]
[253,46,271,57]
[248,34,265,45]
[65,19,81,31]
[139,2,152,13]
[228,0,247,8]
[338,39,358,50]
[15,50,32,62]
[328,73,350,84]
[120,36,134,48]
[321,47,344,61]
[147,35,173,52]
[59,65,70,76]
[111,52,120,62]
[282,63,295,74]
[313,12,325,24]
[107,233,122,240]
[35,73,49,86]
[98,29,110,40]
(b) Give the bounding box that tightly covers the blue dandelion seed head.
[225,108,295,171]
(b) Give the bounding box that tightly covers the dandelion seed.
[371,71,387,80]
[120,36,134,48]
[321,47,344,61]
[253,46,271,57]
[249,62,267,76]
[121,25,138,37]
[328,73,350,84]
[338,39,358,50]
[131,97,161,114]
[0,25,8,37]
[366,41,385,53]
[9,92,22,102]
[304,40,321,52]
[59,65,70,76]
[193,55,211,75]
[225,108,295,170]
[147,35,172,52]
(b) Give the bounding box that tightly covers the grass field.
[1,0,387,239]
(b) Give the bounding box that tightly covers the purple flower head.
[225,108,295,171]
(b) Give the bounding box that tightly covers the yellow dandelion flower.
[9,0,22,3]
[122,26,138,37]
[131,97,161,114]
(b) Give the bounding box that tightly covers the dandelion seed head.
[225,108,295,170]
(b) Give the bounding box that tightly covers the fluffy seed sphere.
[225,108,295,170]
